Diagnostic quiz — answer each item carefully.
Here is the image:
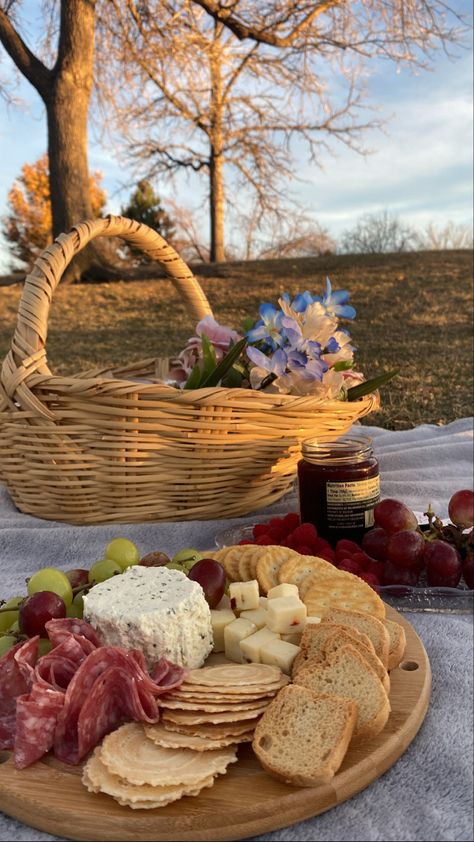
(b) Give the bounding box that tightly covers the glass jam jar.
[298,436,380,544]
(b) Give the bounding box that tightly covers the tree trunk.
[208,22,225,263]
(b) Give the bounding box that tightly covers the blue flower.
[287,352,328,382]
[315,278,356,320]
[281,316,322,359]
[246,346,287,376]
[281,291,315,313]
[325,336,340,354]
[246,302,284,350]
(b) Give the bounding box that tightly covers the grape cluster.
[242,489,474,592]
[0,537,228,658]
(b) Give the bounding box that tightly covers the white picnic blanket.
[0,418,473,842]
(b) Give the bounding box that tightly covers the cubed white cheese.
[240,628,280,664]
[266,596,307,635]
[83,566,213,669]
[260,639,301,675]
[259,596,269,609]
[306,615,322,626]
[224,617,257,663]
[267,583,299,600]
[239,606,267,629]
[229,580,259,612]
[210,608,238,652]
[216,594,232,610]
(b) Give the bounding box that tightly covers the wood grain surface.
[0,606,431,842]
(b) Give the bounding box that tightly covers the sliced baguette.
[382,618,407,671]
[321,630,390,694]
[322,608,390,668]
[293,621,375,677]
[293,644,390,741]
[252,685,357,786]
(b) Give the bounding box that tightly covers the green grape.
[171,548,203,573]
[0,635,17,657]
[8,620,20,633]
[67,599,83,619]
[104,538,140,570]
[38,638,53,657]
[27,568,73,607]
[88,559,122,585]
[165,561,188,573]
[0,596,24,633]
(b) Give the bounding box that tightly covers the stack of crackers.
[82,663,288,809]
[211,544,384,618]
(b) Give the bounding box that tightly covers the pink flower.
[196,316,242,351]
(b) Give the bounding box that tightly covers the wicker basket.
[0,215,378,524]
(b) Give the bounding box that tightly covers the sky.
[0,5,472,270]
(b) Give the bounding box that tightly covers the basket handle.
[2,216,213,408]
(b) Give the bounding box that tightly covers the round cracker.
[255,547,298,593]
[162,719,260,738]
[83,747,216,806]
[159,698,270,712]
[184,663,283,687]
[162,703,269,726]
[278,555,337,589]
[144,723,252,751]
[303,571,385,619]
[100,723,238,786]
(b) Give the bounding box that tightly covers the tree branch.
[0,8,52,101]
[192,0,341,47]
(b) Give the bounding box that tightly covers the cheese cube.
[267,583,299,600]
[266,596,307,635]
[240,628,280,664]
[260,639,301,675]
[281,631,302,646]
[229,580,259,612]
[224,617,257,663]
[210,608,238,652]
[259,596,268,609]
[239,606,267,629]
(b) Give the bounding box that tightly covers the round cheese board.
[0,606,431,842]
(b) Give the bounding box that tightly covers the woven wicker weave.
[0,215,378,524]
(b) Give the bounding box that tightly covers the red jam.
[297,436,380,544]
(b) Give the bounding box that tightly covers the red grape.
[19,591,66,637]
[140,551,170,567]
[386,530,425,568]
[424,540,462,588]
[374,499,418,534]
[448,490,474,529]
[187,559,226,608]
[383,560,419,587]
[362,527,389,561]
[65,569,89,589]
[462,550,474,589]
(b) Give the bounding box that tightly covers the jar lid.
[301,435,374,465]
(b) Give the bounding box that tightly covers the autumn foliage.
[4,155,106,268]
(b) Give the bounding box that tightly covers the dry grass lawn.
[0,249,472,430]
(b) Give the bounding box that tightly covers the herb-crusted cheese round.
[83,566,213,669]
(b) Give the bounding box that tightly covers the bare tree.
[341,211,420,254]
[422,221,474,250]
[100,0,466,263]
[0,0,467,275]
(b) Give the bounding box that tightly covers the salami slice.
[36,635,92,691]
[157,660,188,690]
[45,618,101,650]
[0,712,17,750]
[77,665,162,761]
[0,638,38,718]
[14,686,65,769]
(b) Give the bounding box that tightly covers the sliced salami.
[45,618,102,650]
[0,712,17,750]
[14,686,64,770]
[0,638,38,718]
[35,635,92,691]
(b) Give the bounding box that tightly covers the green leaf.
[221,366,244,388]
[200,337,248,388]
[200,334,218,381]
[183,362,203,390]
[242,316,254,333]
[347,370,399,402]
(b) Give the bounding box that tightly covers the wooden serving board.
[0,606,431,842]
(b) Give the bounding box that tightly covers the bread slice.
[382,618,407,671]
[293,621,375,677]
[322,608,390,668]
[252,685,357,786]
[320,630,390,694]
[293,645,391,741]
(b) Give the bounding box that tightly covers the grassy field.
[0,250,472,430]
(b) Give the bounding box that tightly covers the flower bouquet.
[168,279,395,401]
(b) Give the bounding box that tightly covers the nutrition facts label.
[326,476,380,529]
